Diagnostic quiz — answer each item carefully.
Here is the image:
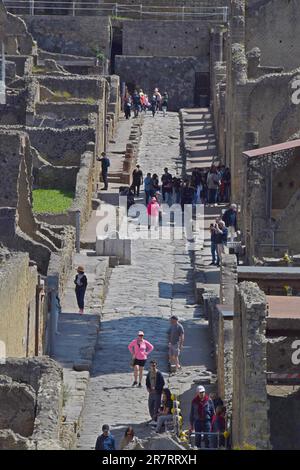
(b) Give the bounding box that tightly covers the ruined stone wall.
[246,0,300,70]
[22,15,111,58]
[26,126,96,166]
[38,75,104,101]
[122,20,210,57]
[0,252,37,357]
[233,282,270,449]
[220,254,237,305]
[115,55,209,110]
[35,102,99,120]
[247,71,300,148]
[217,316,233,413]
[0,357,63,449]
[35,165,79,191]
[0,2,36,55]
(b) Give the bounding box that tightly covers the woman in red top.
[128,331,154,387]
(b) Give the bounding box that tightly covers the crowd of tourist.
[94,315,227,450]
[127,163,231,208]
[123,87,169,119]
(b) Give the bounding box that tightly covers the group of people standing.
[131,164,231,208]
[123,87,169,119]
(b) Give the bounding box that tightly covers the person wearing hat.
[128,332,154,387]
[74,266,88,314]
[167,315,184,370]
[95,424,116,450]
[189,385,215,448]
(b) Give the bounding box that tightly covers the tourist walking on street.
[156,388,173,433]
[95,424,116,450]
[147,196,160,230]
[189,386,215,448]
[74,265,87,315]
[180,179,194,212]
[132,165,143,197]
[162,91,169,117]
[97,151,110,190]
[146,360,165,425]
[154,87,162,111]
[133,90,141,117]
[150,94,157,117]
[209,222,219,266]
[144,172,152,204]
[124,93,132,120]
[207,165,220,204]
[161,167,173,205]
[222,203,238,242]
[215,220,228,265]
[120,427,144,450]
[128,331,154,387]
[150,173,160,197]
[168,315,184,370]
[172,176,182,204]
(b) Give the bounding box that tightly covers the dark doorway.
[110,26,123,74]
[194,72,210,107]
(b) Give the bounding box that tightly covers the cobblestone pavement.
[78,112,215,449]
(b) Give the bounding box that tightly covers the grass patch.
[33,189,74,214]
[83,97,97,105]
[32,66,46,74]
[52,91,73,100]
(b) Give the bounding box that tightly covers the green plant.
[52,90,73,100]
[32,66,46,74]
[83,97,97,105]
[32,189,74,214]
[91,47,105,63]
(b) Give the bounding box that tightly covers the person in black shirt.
[132,165,143,197]
[97,151,110,190]
[74,265,87,314]
[161,168,173,205]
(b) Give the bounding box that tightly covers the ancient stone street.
[78,113,214,449]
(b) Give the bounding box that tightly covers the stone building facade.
[212,0,300,201]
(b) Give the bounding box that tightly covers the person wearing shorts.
[168,315,184,370]
[128,331,154,387]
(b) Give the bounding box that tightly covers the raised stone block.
[96,236,131,265]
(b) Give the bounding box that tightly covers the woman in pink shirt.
[147,196,160,230]
[128,331,154,387]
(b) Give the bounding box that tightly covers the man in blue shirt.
[95,424,116,450]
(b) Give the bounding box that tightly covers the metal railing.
[189,431,229,450]
[3,1,228,22]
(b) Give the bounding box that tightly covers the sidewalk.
[81,116,133,246]
[51,250,110,448]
